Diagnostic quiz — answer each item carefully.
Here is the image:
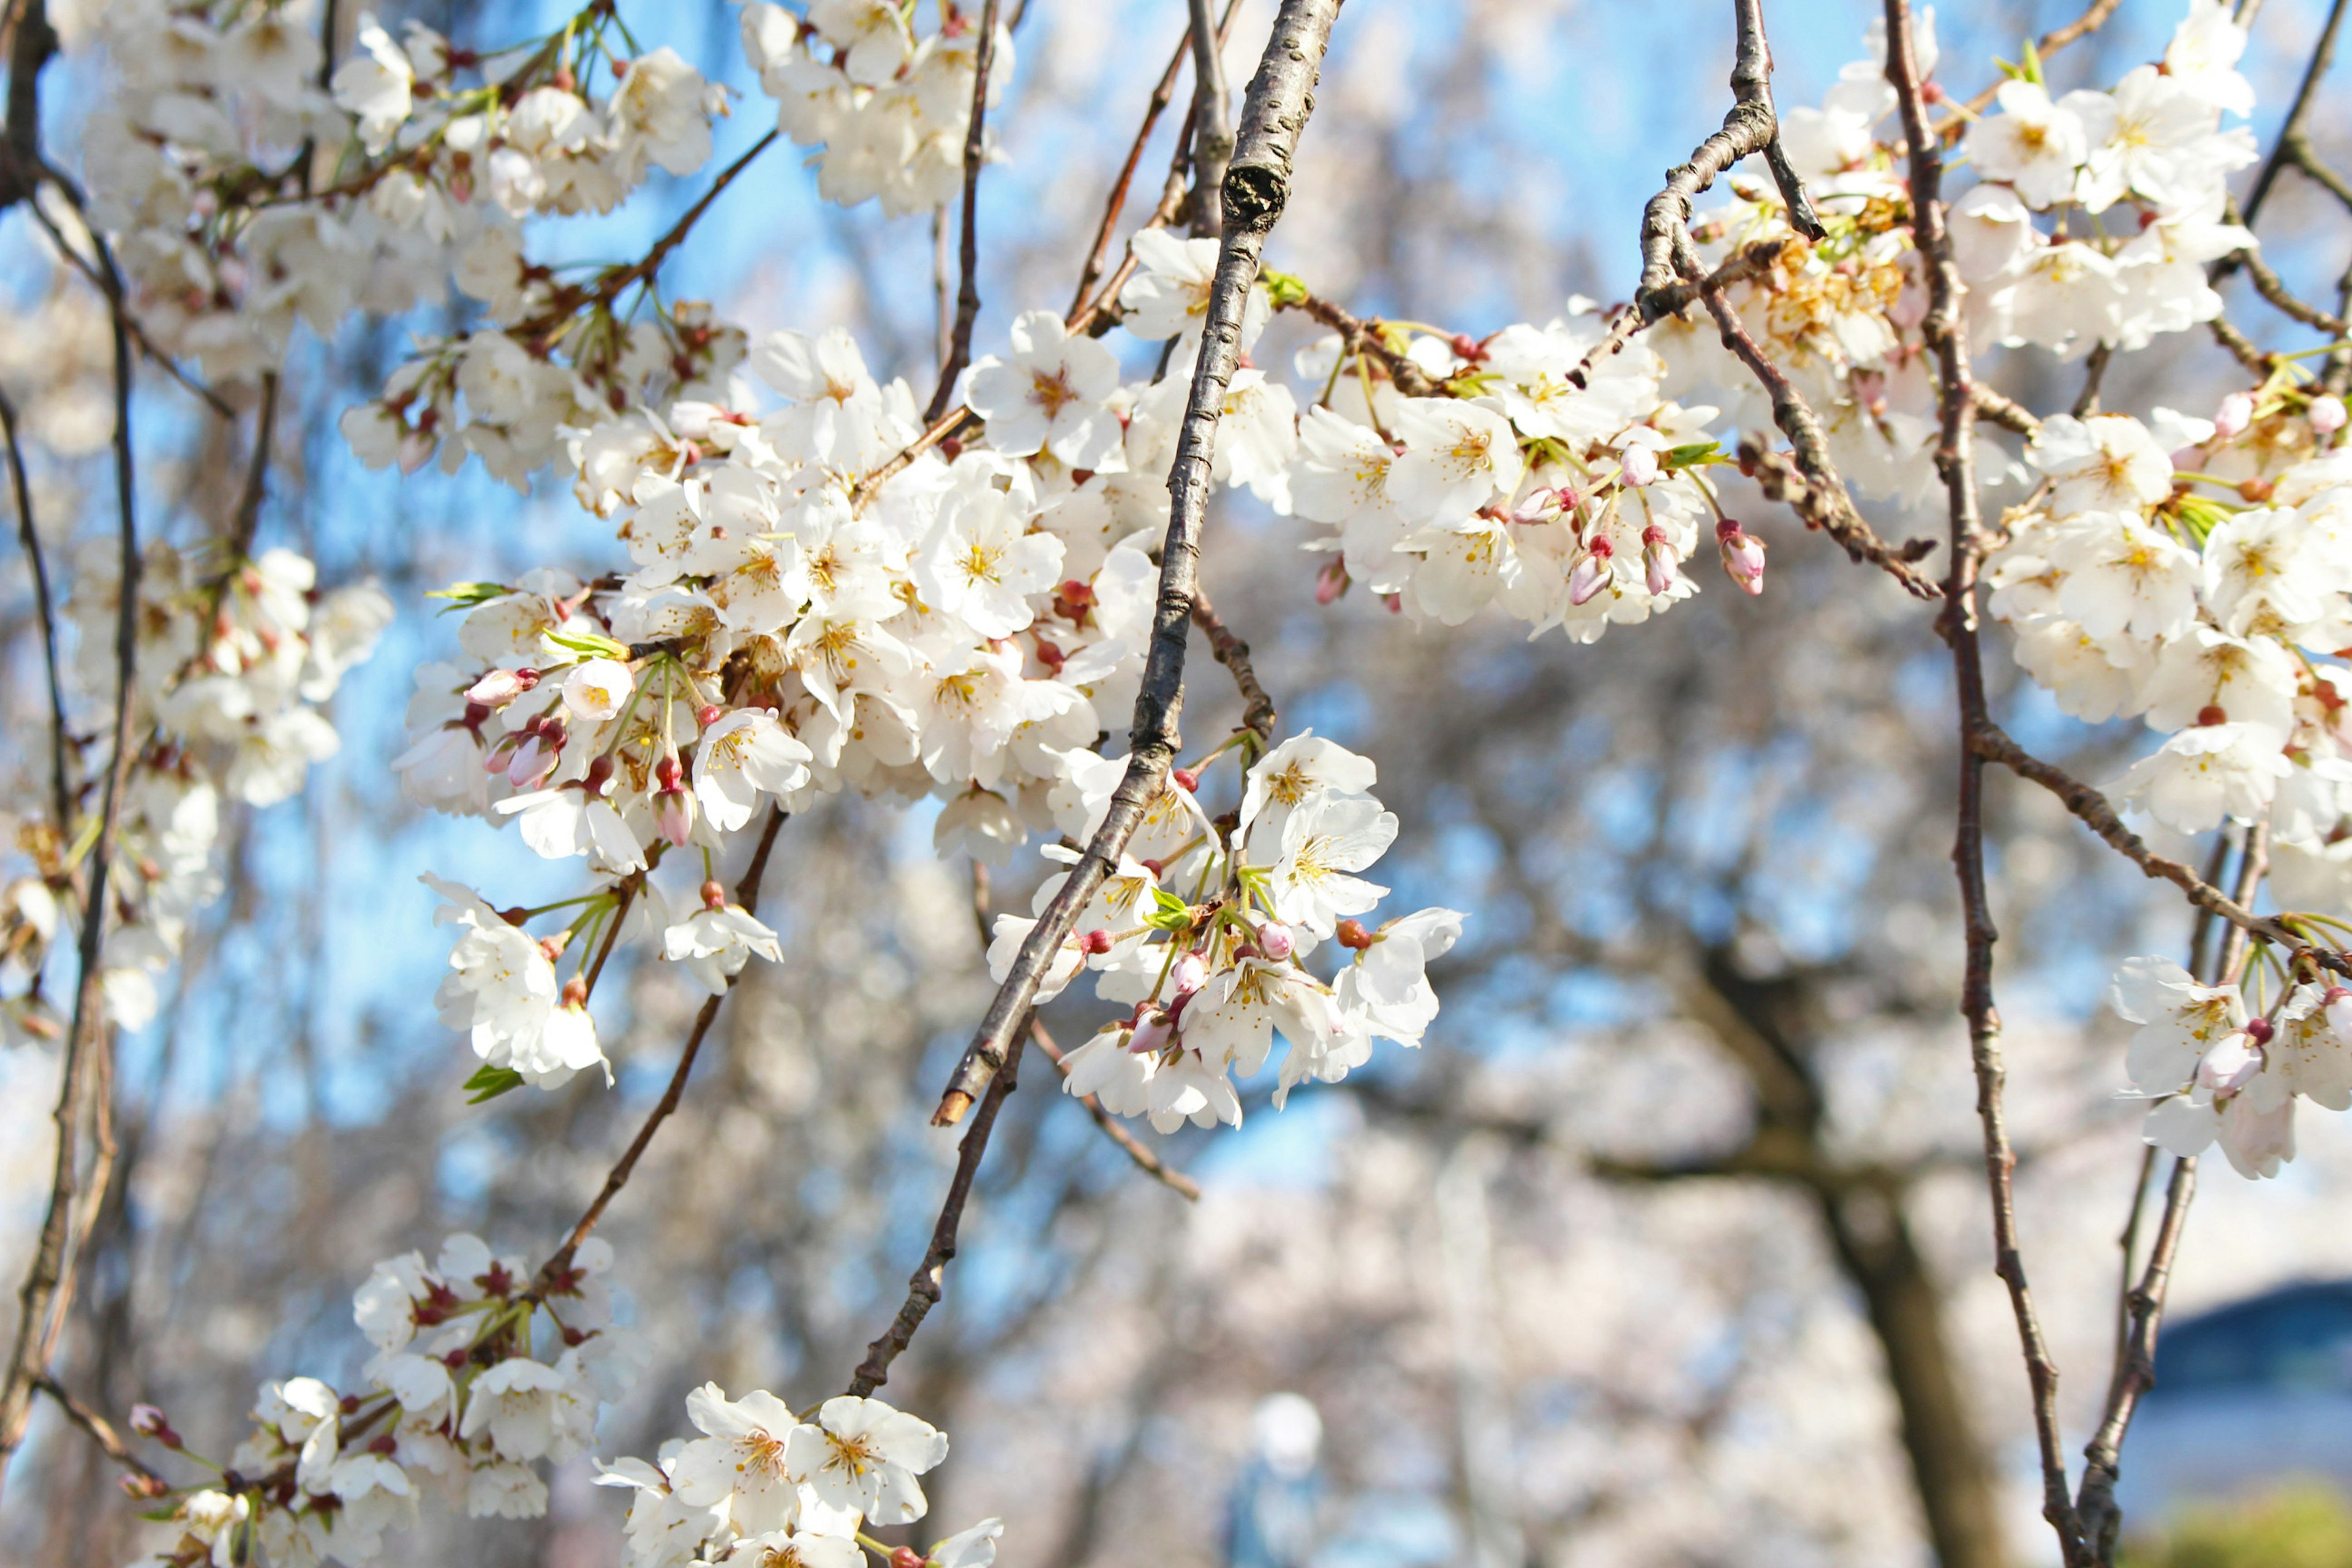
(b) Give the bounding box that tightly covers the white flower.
[1335,907,1466,1048]
[1969,79,2093,208]
[1238,733,1379,850]
[2027,415,2175,518]
[1265,791,1396,940]
[725,1528,865,1568]
[2109,721,2291,832]
[2139,627,2297,742]
[332,13,413,154]
[786,1395,949,1526]
[695,709,815,831]
[2111,956,2245,1093]
[925,1518,1006,1568]
[671,1385,839,1538]
[914,485,1065,639]
[1120,228,1267,349]
[664,902,785,994]
[564,658,635,722]
[458,1357,574,1462]
[1385,399,1525,523]
[2043,513,2201,646]
[965,311,1122,467]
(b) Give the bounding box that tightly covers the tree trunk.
[1815,1182,2013,1568]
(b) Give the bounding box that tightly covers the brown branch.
[1284,288,1438,398]
[0,260,143,1485]
[1184,0,1231,238]
[31,1375,165,1495]
[1068,8,1199,314]
[1971,383,2041,439]
[1634,0,1822,319]
[931,0,1343,1128]
[924,1,1001,424]
[0,384,70,832]
[1686,267,1940,599]
[1189,586,1276,742]
[1031,1019,1199,1199]
[2237,0,2349,231]
[1968,718,2348,980]
[849,1021,1028,1395]
[532,806,788,1289]
[1887,5,2085,1558]
[2075,1155,2195,1561]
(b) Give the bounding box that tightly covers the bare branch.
[1634,0,1823,320]
[2075,1156,2196,1560]
[931,0,1344,1128]
[1032,1020,1200,1199]
[1885,4,2084,1556]
[924,1,1003,424]
[533,807,790,1290]
[0,384,70,832]
[32,1375,166,1495]
[1185,0,1231,238]
[1969,718,2349,981]
[1189,586,1276,744]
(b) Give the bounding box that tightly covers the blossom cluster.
[598,1386,1000,1568]
[2,546,387,1045]
[127,1234,636,1567]
[2111,957,2352,1178]
[991,734,1462,1131]
[742,0,1012,218]
[1642,4,2256,507]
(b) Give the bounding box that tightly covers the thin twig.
[1969,718,2348,980]
[533,807,788,1289]
[931,0,1345,1127]
[0,384,70,831]
[849,1020,1028,1395]
[31,1374,165,1494]
[1943,0,2125,128]
[1030,1019,1200,1200]
[1185,0,1231,238]
[2235,0,2348,233]
[1886,4,2083,1557]
[0,258,143,1484]
[2075,1155,2196,1561]
[1634,0,1822,318]
[1284,288,1438,397]
[1686,266,1940,599]
[1189,586,1276,742]
[924,1,1002,423]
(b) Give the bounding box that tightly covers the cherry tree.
[1,0,2350,1564]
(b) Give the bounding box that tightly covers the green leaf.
[463,1065,527,1104]
[1257,267,1310,309]
[427,581,511,614]
[1142,886,1193,933]
[540,629,630,662]
[1662,440,1726,471]
[2020,37,2045,85]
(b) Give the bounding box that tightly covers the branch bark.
[930,0,1344,1128]
[1884,3,2082,1556]
[1185,0,1231,238]
[924,1,1003,423]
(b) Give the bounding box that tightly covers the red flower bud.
[2196,705,2229,727]
[1336,919,1374,950]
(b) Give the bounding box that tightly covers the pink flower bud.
[507,733,560,790]
[1080,928,1115,956]
[2312,394,2348,436]
[584,754,616,797]
[1716,519,1766,595]
[466,666,538,706]
[2214,391,2255,441]
[1314,558,1348,605]
[1172,767,1201,793]
[1256,921,1295,961]
[657,788,694,846]
[1568,538,1614,606]
[891,1551,924,1568]
[1641,524,1679,596]
[701,879,727,911]
[1169,950,1208,1000]
[129,1404,181,1449]
[1127,1008,1174,1055]
[1618,444,1659,488]
[2197,1030,2263,1095]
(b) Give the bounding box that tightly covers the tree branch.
[1185,0,1231,238]
[32,1374,165,1495]
[1189,585,1276,743]
[924,1,1002,424]
[533,806,788,1291]
[930,0,1344,1128]
[1032,1020,1199,1199]
[1885,4,2083,1556]
[1634,0,1823,320]
[0,384,70,832]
